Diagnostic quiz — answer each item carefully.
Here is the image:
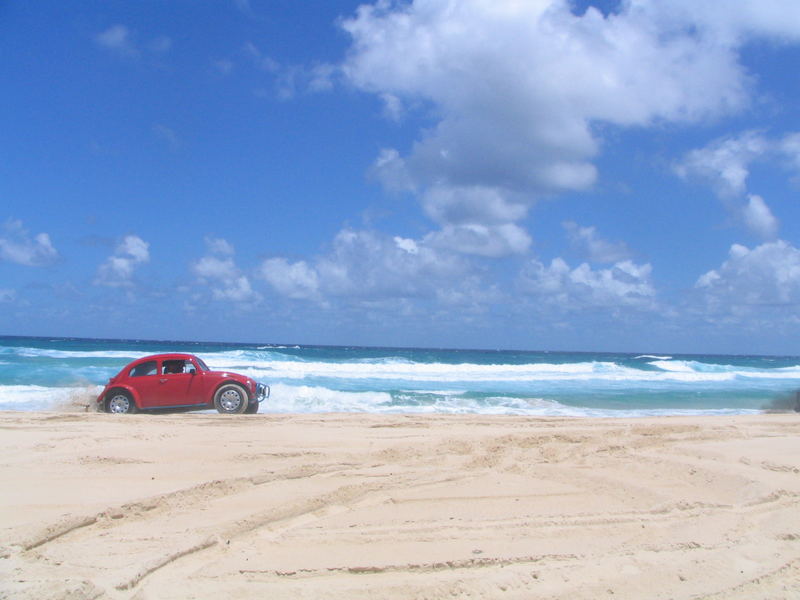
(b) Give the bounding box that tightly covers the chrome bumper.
[256,383,270,403]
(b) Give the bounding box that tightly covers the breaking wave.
[2,337,799,415]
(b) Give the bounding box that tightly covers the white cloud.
[204,236,235,257]
[94,235,150,287]
[94,25,171,58]
[244,42,335,99]
[371,148,413,192]
[639,0,800,45]
[0,220,58,266]
[675,132,798,239]
[308,63,336,93]
[244,42,280,72]
[193,255,237,281]
[191,238,261,304]
[419,185,531,257]
[393,236,418,254]
[338,0,800,256]
[518,257,656,310]
[259,258,320,300]
[675,131,769,198]
[213,275,259,303]
[696,240,800,310]
[118,235,149,262]
[678,130,800,195]
[742,195,779,240]
[379,93,404,121]
[260,228,478,305]
[563,222,632,263]
[425,223,531,258]
[95,25,136,56]
[421,185,528,228]
[780,132,800,178]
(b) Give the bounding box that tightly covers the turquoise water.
[1,336,799,416]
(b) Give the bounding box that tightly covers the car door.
[152,359,205,407]
[127,360,161,408]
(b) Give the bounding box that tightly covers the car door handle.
[159,378,168,384]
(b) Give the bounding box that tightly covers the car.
[97,353,269,414]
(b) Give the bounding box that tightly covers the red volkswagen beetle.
[97,353,269,414]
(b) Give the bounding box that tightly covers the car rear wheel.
[106,391,136,414]
[214,384,249,414]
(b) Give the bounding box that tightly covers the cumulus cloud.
[260,228,477,305]
[678,130,800,193]
[94,235,150,287]
[193,255,237,281]
[518,258,656,310]
[696,241,800,311]
[421,185,529,228]
[425,223,531,258]
[674,131,800,239]
[192,237,260,304]
[204,236,235,257]
[563,222,632,263]
[0,220,58,266]
[259,258,321,301]
[675,131,769,198]
[742,195,779,240]
[780,132,800,179]
[638,0,800,45]
[339,0,800,256]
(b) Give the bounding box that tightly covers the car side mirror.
[188,368,196,375]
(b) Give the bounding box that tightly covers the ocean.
[1,336,799,416]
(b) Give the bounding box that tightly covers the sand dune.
[1,412,799,599]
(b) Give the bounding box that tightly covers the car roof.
[132,353,199,363]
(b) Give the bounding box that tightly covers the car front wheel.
[214,384,249,414]
[106,391,136,414]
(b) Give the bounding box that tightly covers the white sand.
[1,411,799,599]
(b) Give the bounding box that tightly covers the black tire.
[214,384,249,414]
[245,400,259,414]
[106,390,137,414]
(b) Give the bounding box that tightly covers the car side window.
[130,361,157,377]
[162,359,196,375]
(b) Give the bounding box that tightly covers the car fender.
[101,385,142,409]
[212,379,252,401]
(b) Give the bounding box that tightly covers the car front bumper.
[256,382,270,403]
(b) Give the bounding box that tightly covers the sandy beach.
[1,411,799,599]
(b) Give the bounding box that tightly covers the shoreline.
[2,411,799,598]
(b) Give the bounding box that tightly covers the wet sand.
[1,411,799,599]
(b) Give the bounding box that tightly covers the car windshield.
[196,358,210,371]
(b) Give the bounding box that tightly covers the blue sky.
[2,0,800,354]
